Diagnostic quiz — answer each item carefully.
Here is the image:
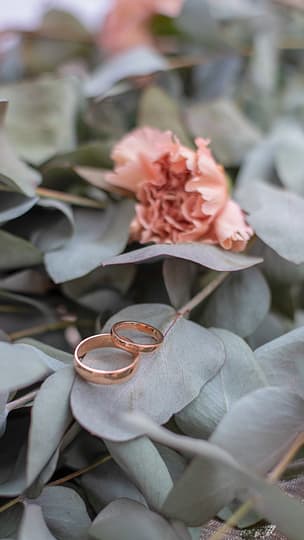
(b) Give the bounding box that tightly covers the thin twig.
[8,320,75,341]
[7,390,38,412]
[164,271,229,337]
[0,496,21,513]
[36,187,106,209]
[179,272,229,316]
[49,454,111,487]
[8,319,91,341]
[209,432,304,540]
[0,455,112,514]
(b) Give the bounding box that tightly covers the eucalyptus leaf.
[27,449,60,499]
[62,264,135,312]
[0,342,53,393]
[44,200,134,283]
[105,437,173,511]
[89,499,180,540]
[252,239,304,285]
[123,413,243,525]
[0,191,37,225]
[26,198,74,252]
[138,86,191,146]
[60,429,106,470]
[1,77,81,165]
[104,243,262,272]
[26,366,74,486]
[16,339,72,366]
[80,458,146,513]
[275,130,304,196]
[0,289,56,338]
[211,387,304,474]
[0,101,40,196]
[247,311,289,349]
[124,413,304,537]
[0,415,29,487]
[85,46,168,98]
[185,99,261,166]
[0,444,26,497]
[35,486,91,540]
[236,136,276,191]
[254,327,304,397]
[176,0,219,46]
[0,504,23,538]
[0,230,42,271]
[71,303,224,441]
[0,392,8,437]
[163,259,197,309]
[200,268,271,337]
[17,504,56,540]
[175,329,265,438]
[0,269,51,295]
[45,140,113,172]
[237,181,304,264]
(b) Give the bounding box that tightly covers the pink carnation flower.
[98,0,184,55]
[106,127,253,252]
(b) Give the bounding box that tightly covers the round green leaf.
[105,437,173,511]
[45,200,134,283]
[89,499,180,540]
[104,243,262,272]
[71,303,224,441]
[200,268,271,337]
[18,504,56,540]
[35,486,91,540]
[26,366,74,486]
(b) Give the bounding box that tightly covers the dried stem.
[8,319,91,341]
[7,390,38,412]
[179,272,229,316]
[0,455,112,514]
[209,432,304,540]
[49,454,111,487]
[36,187,106,209]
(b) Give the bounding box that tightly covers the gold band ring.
[74,333,139,385]
[111,320,164,354]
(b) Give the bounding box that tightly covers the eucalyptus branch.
[164,271,229,338]
[8,319,92,341]
[179,272,229,316]
[209,432,304,540]
[36,187,105,209]
[0,454,112,514]
[49,454,111,487]
[6,390,38,412]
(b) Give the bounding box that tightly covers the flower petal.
[211,199,254,252]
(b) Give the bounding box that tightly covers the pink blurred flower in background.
[106,127,254,251]
[98,0,184,55]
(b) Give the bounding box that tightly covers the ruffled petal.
[211,199,254,252]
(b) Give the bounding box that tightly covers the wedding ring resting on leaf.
[74,333,140,385]
[111,320,164,353]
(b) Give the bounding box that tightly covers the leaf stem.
[7,390,38,412]
[0,455,112,514]
[8,319,91,341]
[209,432,304,540]
[49,454,111,487]
[36,187,106,209]
[179,272,229,316]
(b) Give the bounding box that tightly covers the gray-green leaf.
[89,499,180,540]
[26,367,74,486]
[71,303,224,441]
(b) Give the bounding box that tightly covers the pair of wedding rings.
[74,321,164,385]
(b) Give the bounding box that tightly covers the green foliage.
[0,3,304,540]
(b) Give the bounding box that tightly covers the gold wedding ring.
[74,333,139,385]
[111,320,164,354]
